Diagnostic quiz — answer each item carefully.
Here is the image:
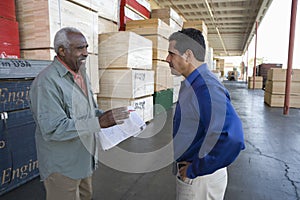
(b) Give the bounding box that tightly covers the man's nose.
[166,54,171,63]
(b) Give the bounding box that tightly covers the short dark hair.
[169,28,206,62]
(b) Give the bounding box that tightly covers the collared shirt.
[173,63,245,179]
[57,56,88,96]
[29,57,102,180]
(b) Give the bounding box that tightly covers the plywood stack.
[126,19,173,91]
[119,0,151,31]
[248,76,263,89]
[98,31,154,122]
[264,68,300,108]
[151,7,184,32]
[0,0,20,58]
[15,0,100,94]
[97,0,120,34]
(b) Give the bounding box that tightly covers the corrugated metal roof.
[155,0,273,56]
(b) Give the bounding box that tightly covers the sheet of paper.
[97,106,146,150]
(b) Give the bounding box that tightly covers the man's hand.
[178,161,191,182]
[98,107,130,128]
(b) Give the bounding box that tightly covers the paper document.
[97,106,146,150]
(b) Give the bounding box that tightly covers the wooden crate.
[265,80,300,95]
[16,0,98,54]
[98,31,152,69]
[152,60,173,92]
[126,18,172,39]
[248,76,263,89]
[0,109,39,195]
[264,91,300,108]
[97,95,153,122]
[0,79,32,112]
[267,68,300,82]
[0,59,51,79]
[98,69,154,98]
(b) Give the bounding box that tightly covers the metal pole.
[284,0,298,115]
[246,50,249,84]
[252,21,258,89]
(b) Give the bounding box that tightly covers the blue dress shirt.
[173,63,245,179]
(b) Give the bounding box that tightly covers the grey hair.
[54,27,81,54]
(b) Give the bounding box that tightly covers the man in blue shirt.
[166,28,245,199]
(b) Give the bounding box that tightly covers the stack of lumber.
[0,0,20,58]
[248,76,263,89]
[97,0,119,34]
[126,19,173,92]
[98,31,154,122]
[151,7,183,32]
[264,68,300,108]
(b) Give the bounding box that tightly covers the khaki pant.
[44,173,92,200]
[176,167,227,200]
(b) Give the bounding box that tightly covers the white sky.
[222,0,300,69]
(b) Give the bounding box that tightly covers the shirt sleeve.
[186,84,245,178]
[30,82,101,142]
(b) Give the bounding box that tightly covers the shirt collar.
[184,63,208,87]
[55,56,84,78]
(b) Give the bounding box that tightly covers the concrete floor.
[1,81,300,200]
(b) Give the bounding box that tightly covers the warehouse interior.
[1,0,300,199]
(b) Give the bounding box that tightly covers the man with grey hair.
[29,27,129,200]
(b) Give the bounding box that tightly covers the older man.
[29,27,129,200]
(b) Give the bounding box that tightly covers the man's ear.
[185,49,194,62]
[58,46,65,57]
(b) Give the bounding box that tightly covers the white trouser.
[176,167,228,200]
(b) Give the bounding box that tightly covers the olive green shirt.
[29,57,102,180]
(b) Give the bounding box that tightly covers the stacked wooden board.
[126,19,173,91]
[0,0,20,58]
[248,76,263,89]
[151,7,184,32]
[98,31,154,122]
[264,68,300,108]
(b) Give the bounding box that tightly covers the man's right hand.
[98,107,130,128]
